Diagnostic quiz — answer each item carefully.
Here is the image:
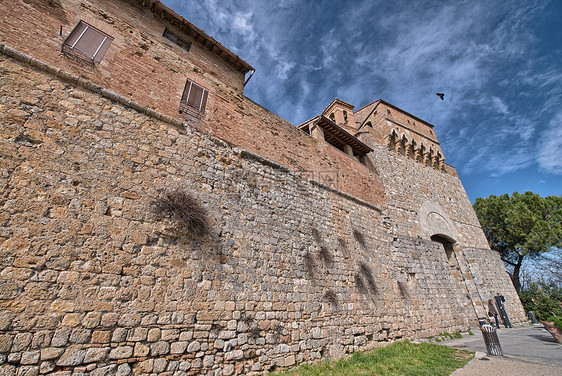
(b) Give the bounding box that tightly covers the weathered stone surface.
[19,351,40,365]
[147,328,161,342]
[150,341,170,356]
[186,341,200,353]
[170,341,188,354]
[116,363,131,376]
[108,346,133,360]
[11,333,32,352]
[84,347,109,363]
[0,334,13,353]
[133,342,150,357]
[56,347,85,366]
[50,329,70,347]
[40,347,64,361]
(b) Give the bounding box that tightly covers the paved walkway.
[442,325,561,375]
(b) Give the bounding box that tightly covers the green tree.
[518,282,562,321]
[473,192,562,292]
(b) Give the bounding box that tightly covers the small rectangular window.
[163,28,191,52]
[63,21,113,63]
[180,79,208,117]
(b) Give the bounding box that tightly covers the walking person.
[488,299,500,328]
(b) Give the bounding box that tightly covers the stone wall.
[1,49,482,376]
[360,136,527,324]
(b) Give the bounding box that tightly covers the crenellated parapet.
[385,129,445,171]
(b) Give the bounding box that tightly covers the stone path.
[442,325,562,375]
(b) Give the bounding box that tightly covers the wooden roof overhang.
[134,0,254,74]
[316,116,373,157]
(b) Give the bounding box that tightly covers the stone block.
[111,328,128,342]
[100,313,119,327]
[161,329,179,341]
[20,351,40,365]
[186,341,200,353]
[170,341,187,354]
[82,312,102,328]
[116,363,131,376]
[178,331,193,341]
[147,328,161,342]
[224,350,243,361]
[109,346,133,360]
[133,342,150,357]
[11,333,32,352]
[39,360,55,373]
[56,347,85,366]
[84,347,109,363]
[90,365,117,376]
[40,347,64,361]
[69,329,91,344]
[117,314,141,328]
[126,327,148,342]
[153,358,167,373]
[30,331,51,349]
[91,330,111,344]
[150,341,169,356]
[61,313,82,327]
[0,334,13,352]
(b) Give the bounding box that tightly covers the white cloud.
[163,0,560,184]
[537,112,562,175]
[491,96,509,115]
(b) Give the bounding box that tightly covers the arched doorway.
[430,234,475,319]
[420,201,483,322]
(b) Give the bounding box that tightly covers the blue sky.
[163,0,562,202]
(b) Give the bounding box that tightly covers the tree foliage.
[473,192,562,292]
[518,282,562,321]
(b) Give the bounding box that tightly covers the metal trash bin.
[481,325,503,356]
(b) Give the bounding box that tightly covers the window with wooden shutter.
[180,79,208,117]
[62,21,113,63]
[163,28,191,52]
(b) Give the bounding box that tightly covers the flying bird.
[436,93,445,100]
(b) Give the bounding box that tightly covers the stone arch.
[419,201,459,242]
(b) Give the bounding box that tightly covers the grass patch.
[468,330,474,336]
[272,341,473,376]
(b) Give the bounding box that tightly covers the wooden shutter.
[181,79,208,113]
[64,21,113,62]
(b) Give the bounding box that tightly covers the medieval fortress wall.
[1,1,526,375]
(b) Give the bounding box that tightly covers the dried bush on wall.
[312,228,323,244]
[397,281,410,299]
[249,326,261,340]
[323,289,339,309]
[353,229,368,250]
[319,246,333,266]
[153,189,210,237]
[304,251,316,279]
[354,273,368,294]
[359,262,378,295]
[337,236,348,257]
